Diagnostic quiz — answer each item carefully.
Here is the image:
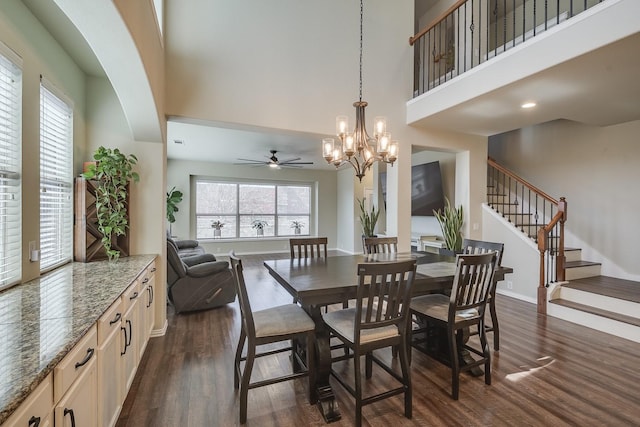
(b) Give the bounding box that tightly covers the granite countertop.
[0,255,156,425]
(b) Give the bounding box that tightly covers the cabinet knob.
[28,416,41,427]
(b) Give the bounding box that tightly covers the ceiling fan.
[235,150,313,169]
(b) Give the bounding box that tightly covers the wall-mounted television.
[411,161,445,216]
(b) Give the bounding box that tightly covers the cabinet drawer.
[98,298,123,345]
[1,373,52,427]
[53,325,97,403]
[122,280,141,313]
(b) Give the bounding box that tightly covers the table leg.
[307,305,341,423]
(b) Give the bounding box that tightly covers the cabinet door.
[1,373,53,427]
[121,296,139,396]
[54,357,97,427]
[97,301,124,427]
[140,263,156,356]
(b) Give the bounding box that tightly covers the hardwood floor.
[117,253,640,426]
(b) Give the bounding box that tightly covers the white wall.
[167,159,338,256]
[489,119,640,281]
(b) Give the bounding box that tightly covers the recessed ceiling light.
[521,102,537,109]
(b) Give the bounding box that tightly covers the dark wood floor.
[117,253,640,427]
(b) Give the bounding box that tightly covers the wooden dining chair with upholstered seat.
[363,236,398,255]
[290,237,328,259]
[461,238,504,350]
[229,251,317,424]
[322,259,417,427]
[410,252,497,400]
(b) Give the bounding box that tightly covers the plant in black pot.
[82,146,139,261]
[166,186,183,236]
[433,198,463,256]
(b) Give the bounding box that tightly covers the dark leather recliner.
[167,239,236,313]
[167,232,206,258]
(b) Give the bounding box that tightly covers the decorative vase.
[213,228,221,238]
[257,228,264,237]
[294,228,301,235]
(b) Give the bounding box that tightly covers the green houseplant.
[211,220,225,238]
[82,146,139,261]
[433,198,464,253]
[166,187,183,236]
[358,198,379,237]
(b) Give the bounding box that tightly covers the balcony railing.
[411,0,607,97]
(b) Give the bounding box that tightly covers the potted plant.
[251,219,268,237]
[357,198,379,238]
[290,220,304,235]
[433,197,464,255]
[166,187,183,236]
[82,146,139,261]
[211,220,225,238]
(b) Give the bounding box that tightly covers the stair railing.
[410,0,607,97]
[487,158,567,314]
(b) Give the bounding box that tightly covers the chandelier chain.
[359,0,363,102]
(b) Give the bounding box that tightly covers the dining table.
[264,251,513,423]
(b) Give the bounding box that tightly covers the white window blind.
[0,48,22,290]
[40,80,73,271]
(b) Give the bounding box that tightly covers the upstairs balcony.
[407,0,640,136]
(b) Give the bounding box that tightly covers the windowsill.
[202,235,312,243]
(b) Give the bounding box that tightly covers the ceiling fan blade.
[280,161,314,165]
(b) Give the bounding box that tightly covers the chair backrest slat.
[462,238,504,266]
[363,236,398,255]
[449,252,497,322]
[290,237,328,259]
[355,260,417,334]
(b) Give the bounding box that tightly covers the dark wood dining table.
[264,251,513,423]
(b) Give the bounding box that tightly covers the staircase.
[487,160,640,343]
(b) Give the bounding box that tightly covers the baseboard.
[150,318,168,337]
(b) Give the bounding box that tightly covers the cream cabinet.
[140,262,156,357]
[97,298,124,427]
[53,326,98,427]
[121,279,141,395]
[1,373,53,427]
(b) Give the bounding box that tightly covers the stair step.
[565,260,601,268]
[564,275,640,304]
[549,298,640,327]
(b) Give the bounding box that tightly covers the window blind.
[0,50,22,290]
[40,80,73,271]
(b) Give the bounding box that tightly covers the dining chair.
[363,236,398,255]
[290,237,328,259]
[229,251,317,424]
[462,238,504,350]
[322,259,417,427]
[410,252,497,400]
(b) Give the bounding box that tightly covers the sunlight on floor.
[506,356,556,382]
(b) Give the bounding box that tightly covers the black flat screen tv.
[411,161,445,216]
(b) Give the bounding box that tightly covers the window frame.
[39,77,74,272]
[193,177,314,240]
[0,43,23,291]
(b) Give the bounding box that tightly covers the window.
[40,79,73,271]
[195,179,311,239]
[0,46,22,291]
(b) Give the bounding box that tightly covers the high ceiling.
[24,0,640,170]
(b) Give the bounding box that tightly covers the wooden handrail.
[488,157,558,205]
[410,0,466,46]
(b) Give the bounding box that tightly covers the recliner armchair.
[167,231,206,258]
[167,239,236,313]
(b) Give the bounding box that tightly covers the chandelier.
[321,0,398,182]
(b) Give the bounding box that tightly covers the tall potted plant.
[433,198,464,255]
[358,198,379,237]
[166,187,183,236]
[82,146,139,261]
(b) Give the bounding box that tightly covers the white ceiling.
[23,0,640,169]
